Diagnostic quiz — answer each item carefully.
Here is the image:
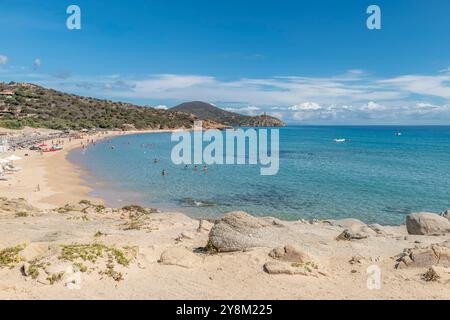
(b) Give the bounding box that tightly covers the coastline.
[0,129,177,209]
[1,128,449,300]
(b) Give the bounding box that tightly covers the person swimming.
[203,165,208,173]
[193,165,198,171]
[161,169,168,176]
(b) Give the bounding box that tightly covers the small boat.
[42,145,63,153]
[334,138,347,143]
[395,132,402,136]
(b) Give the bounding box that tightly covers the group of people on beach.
[81,138,96,150]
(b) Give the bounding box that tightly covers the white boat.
[334,138,346,143]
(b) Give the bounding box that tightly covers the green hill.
[171,101,285,127]
[0,82,198,130]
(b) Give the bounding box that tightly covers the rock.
[265,244,322,276]
[269,245,314,263]
[331,218,366,229]
[422,265,450,283]
[368,224,390,236]
[336,226,376,240]
[197,219,213,232]
[406,212,450,235]
[349,255,365,264]
[158,247,201,268]
[0,198,39,215]
[175,232,196,242]
[263,261,321,277]
[20,262,31,277]
[350,226,377,239]
[332,218,377,240]
[396,241,450,269]
[441,210,450,222]
[208,211,276,252]
[264,261,308,275]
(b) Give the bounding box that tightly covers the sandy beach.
[0,129,175,209]
[0,128,449,300]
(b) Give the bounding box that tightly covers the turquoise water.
[68,126,450,225]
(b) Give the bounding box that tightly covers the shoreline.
[0,128,449,299]
[0,129,178,209]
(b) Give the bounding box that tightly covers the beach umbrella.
[5,155,22,161]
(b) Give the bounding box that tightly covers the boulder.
[406,212,450,235]
[269,245,314,264]
[208,211,277,252]
[396,241,450,269]
[158,247,201,268]
[331,218,377,240]
[368,224,390,236]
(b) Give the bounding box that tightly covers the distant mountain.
[0,83,226,130]
[171,101,285,127]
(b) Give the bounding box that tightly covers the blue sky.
[1,0,450,124]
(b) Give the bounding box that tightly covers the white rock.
[159,247,201,268]
[406,212,450,235]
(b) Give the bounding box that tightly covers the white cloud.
[360,101,387,111]
[0,55,8,65]
[379,74,450,99]
[33,58,41,68]
[289,102,322,111]
[2,65,450,124]
[225,105,260,116]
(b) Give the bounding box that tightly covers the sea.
[68,126,450,225]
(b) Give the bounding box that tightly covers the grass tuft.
[0,245,26,268]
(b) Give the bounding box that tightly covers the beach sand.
[0,129,173,209]
[0,129,449,300]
